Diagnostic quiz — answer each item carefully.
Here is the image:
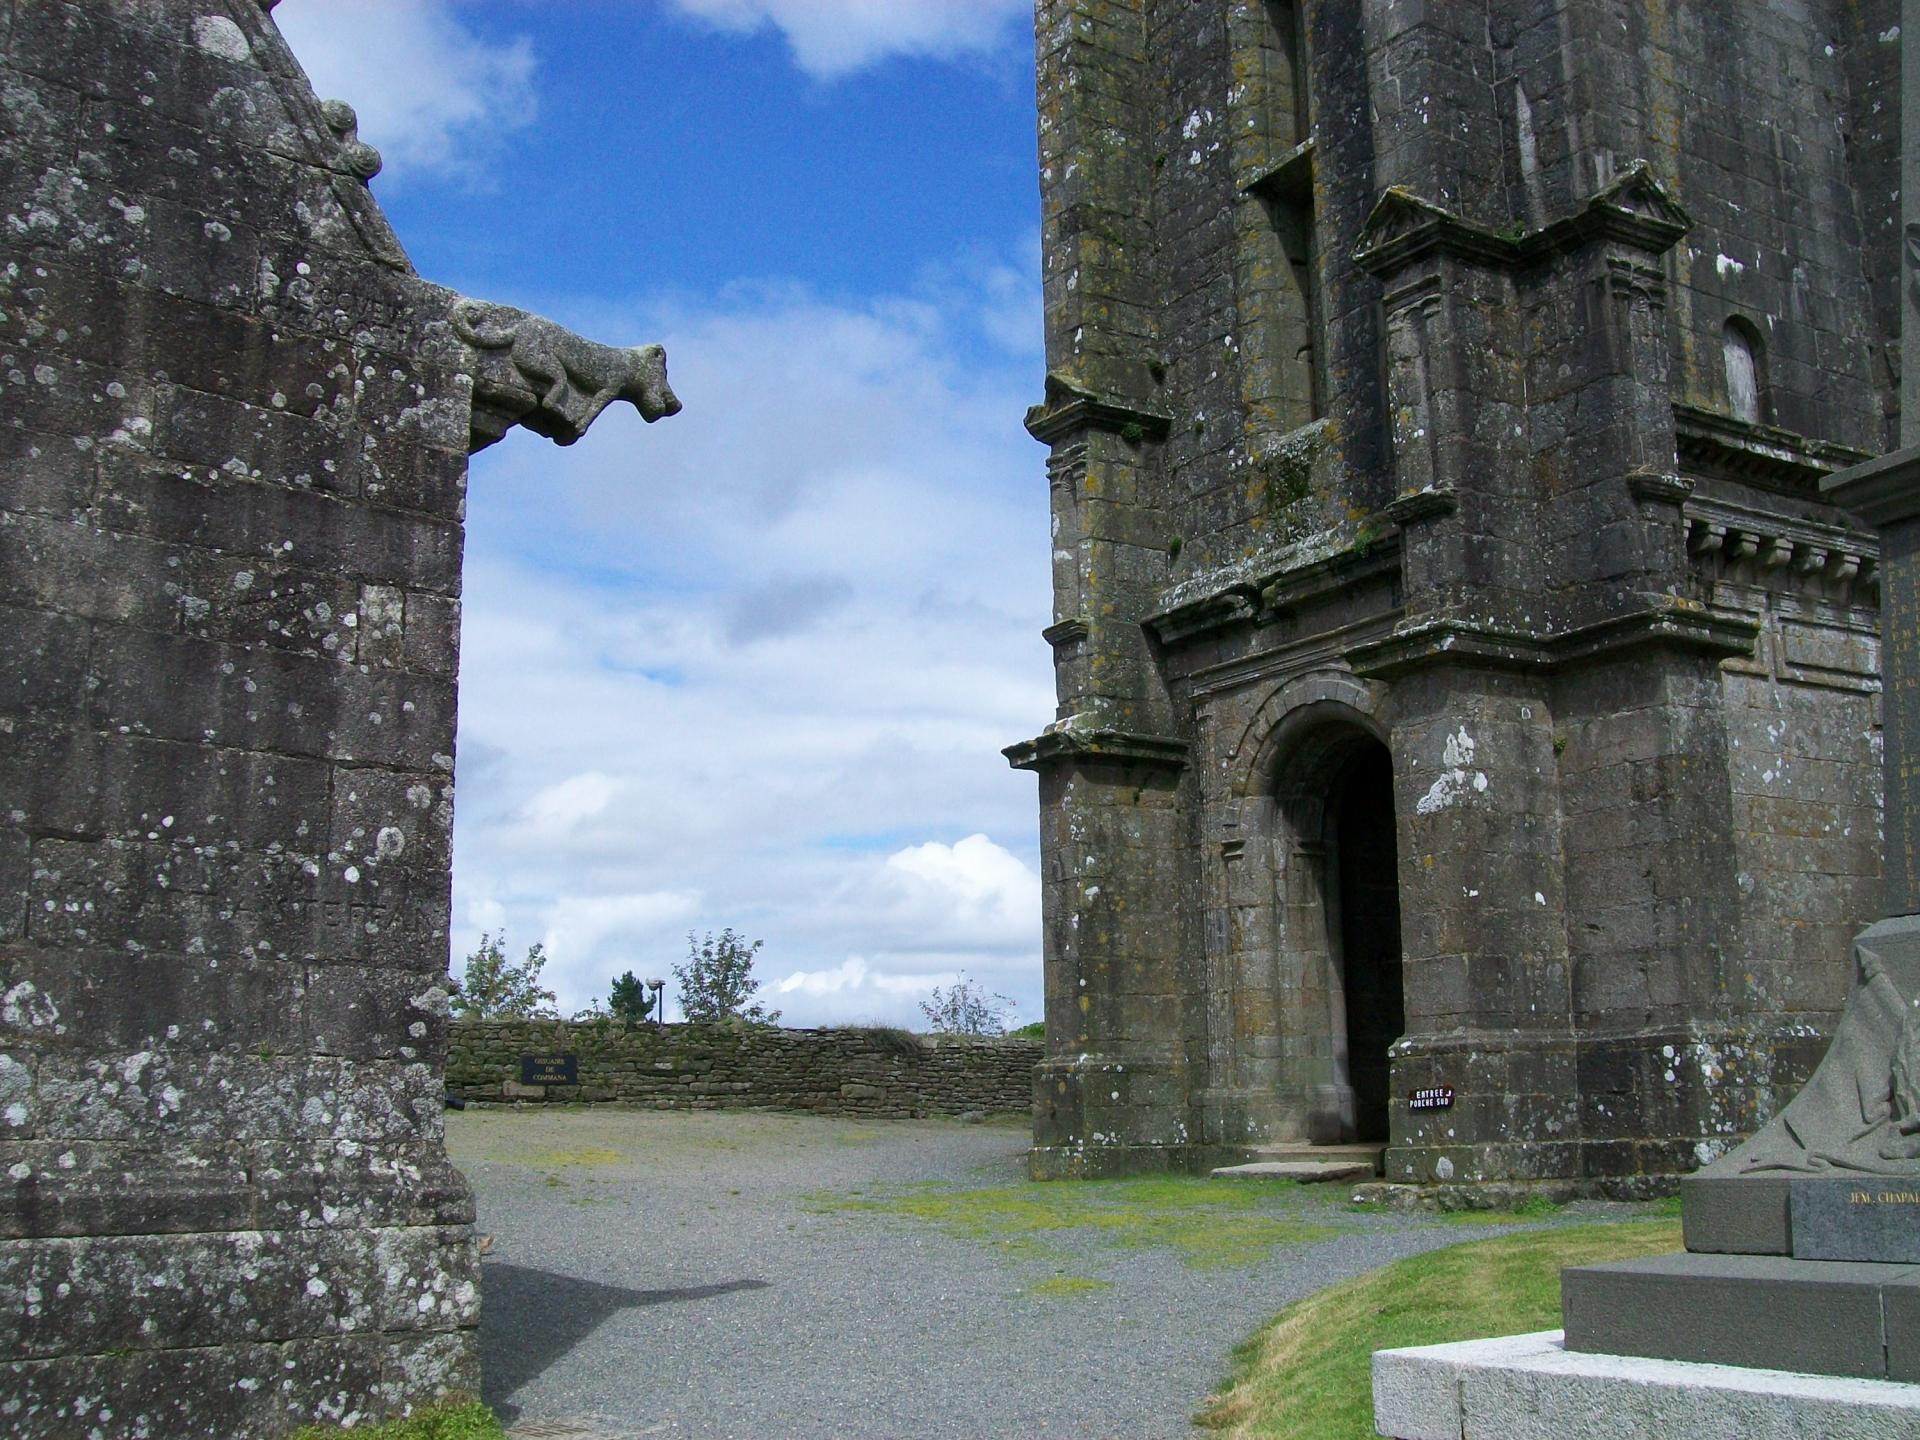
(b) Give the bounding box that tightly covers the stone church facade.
[1011,0,1902,1189]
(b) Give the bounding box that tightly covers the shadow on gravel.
[482,1260,771,1417]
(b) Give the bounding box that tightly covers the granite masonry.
[449,1021,1042,1118]
[1012,0,1902,1186]
[0,4,677,1435]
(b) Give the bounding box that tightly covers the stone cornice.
[1352,164,1691,278]
[1345,601,1761,680]
[1625,469,1695,506]
[1144,534,1402,649]
[1241,137,1315,202]
[1381,485,1459,527]
[1685,496,1879,605]
[1042,617,1091,648]
[1822,444,1920,529]
[1004,721,1191,772]
[1675,404,1871,494]
[1024,372,1173,446]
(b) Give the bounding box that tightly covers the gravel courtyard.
[450,1108,1626,1439]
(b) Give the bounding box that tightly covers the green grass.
[1195,1218,1682,1439]
[1022,1275,1115,1299]
[290,1398,505,1439]
[532,1145,624,1167]
[1438,1193,1565,1225]
[809,1175,1336,1270]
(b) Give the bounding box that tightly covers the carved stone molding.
[1024,371,1173,446]
[317,99,382,182]
[1675,403,1871,495]
[1683,497,1880,607]
[1346,601,1762,679]
[1043,617,1091,648]
[1144,537,1401,649]
[1625,469,1695,506]
[1003,719,1191,773]
[1381,485,1459,527]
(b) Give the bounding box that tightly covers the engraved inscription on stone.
[1789,1178,1920,1263]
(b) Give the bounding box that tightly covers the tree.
[450,932,558,1019]
[608,969,658,1024]
[920,974,1014,1036]
[674,928,780,1024]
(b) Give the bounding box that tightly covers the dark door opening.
[1331,744,1404,1143]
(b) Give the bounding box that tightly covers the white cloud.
[448,250,1052,1028]
[539,892,703,1002]
[665,0,1030,78]
[774,956,946,999]
[877,835,1042,946]
[272,0,538,185]
[521,771,618,839]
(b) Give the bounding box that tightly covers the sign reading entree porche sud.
[521,1053,579,1086]
[1409,1086,1455,1111]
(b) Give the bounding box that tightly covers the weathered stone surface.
[1374,1331,1920,1440]
[1012,0,1893,1185]
[1208,1160,1372,1182]
[1562,1253,1911,1381]
[1792,1179,1920,1263]
[449,1021,1040,1119]
[1680,840,1920,1257]
[0,2,680,1433]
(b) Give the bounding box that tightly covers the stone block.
[1374,1331,1920,1440]
[1562,1252,1904,1379]
[1681,1171,1792,1255]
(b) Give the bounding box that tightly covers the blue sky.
[276,0,1053,1026]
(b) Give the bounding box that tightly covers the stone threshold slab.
[1373,1330,1920,1440]
[1209,1160,1374,1182]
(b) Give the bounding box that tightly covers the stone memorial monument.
[0,3,677,1434]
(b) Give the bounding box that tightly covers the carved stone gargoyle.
[449,296,682,453]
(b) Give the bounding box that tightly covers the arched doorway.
[1325,743,1404,1143]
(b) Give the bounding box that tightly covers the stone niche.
[0,3,675,1435]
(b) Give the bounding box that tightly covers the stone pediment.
[1588,164,1692,236]
[1354,163,1691,278]
[1543,162,1692,255]
[1350,188,1514,275]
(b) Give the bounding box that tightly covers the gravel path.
[449,1108,1647,1440]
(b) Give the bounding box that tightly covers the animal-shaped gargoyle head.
[451,296,682,452]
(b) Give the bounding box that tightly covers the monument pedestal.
[1561,1253,1920,1382]
[1373,1331,1920,1440]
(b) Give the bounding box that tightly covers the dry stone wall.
[449,1022,1041,1118]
